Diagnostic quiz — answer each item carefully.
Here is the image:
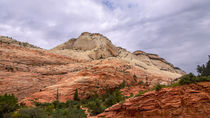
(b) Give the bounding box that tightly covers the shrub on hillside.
[0,94,19,117]
[51,108,86,118]
[67,108,87,118]
[86,99,105,115]
[15,107,47,118]
[83,88,125,115]
[154,83,162,91]
[196,76,210,82]
[179,73,196,85]
[178,73,210,85]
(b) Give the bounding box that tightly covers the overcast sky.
[0,0,210,74]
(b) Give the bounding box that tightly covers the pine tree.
[73,89,79,101]
[56,88,59,101]
[197,56,210,76]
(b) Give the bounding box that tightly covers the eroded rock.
[97,82,210,118]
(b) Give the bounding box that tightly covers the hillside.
[0,33,185,106]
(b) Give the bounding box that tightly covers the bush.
[196,76,210,82]
[136,90,148,97]
[169,82,180,87]
[118,80,127,89]
[154,83,162,91]
[86,99,105,115]
[51,108,86,118]
[138,81,144,85]
[82,88,125,115]
[67,108,87,118]
[179,73,196,85]
[16,107,47,118]
[133,74,137,82]
[30,100,86,118]
[0,94,19,117]
[177,73,210,86]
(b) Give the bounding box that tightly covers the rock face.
[52,33,185,81]
[0,33,185,105]
[0,36,80,102]
[133,50,185,75]
[52,32,119,60]
[97,82,210,118]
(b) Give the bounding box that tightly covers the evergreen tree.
[73,89,80,101]
[197,56,210,76]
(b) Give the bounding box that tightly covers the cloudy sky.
[0,0,210,73]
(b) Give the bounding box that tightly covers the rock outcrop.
[97,82,210,118]
[52,32,119,60]
[133,50,185,75]
[52,32,185,82]
[0,33,185,105]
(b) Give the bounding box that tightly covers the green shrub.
[45,104,54,115]
[152,83,168,91]
[51,108,86,118]
[51,108,68,118]
[129,93,134,98]
[169,82,180,87]
[176,73,210,86]
[16,107,47,118]
[155,83,162,91]
[179,73,196,85]
[138,81,144,85]
[133,74,137,82]
[196,76,210,82]
[81,88,125,115]
[118,80,127,89]
[66,100,81,108]
[67,108,87,118]
[0,94,19,117]
[135,90,148,97]
[86,99,105,115]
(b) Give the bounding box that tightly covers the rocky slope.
[97,82,210,118]
[52,32,185,79]
[0,33,185,105]
[52,32,118,60]
[0,36,41,49]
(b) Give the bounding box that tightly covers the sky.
[0,0,210,74]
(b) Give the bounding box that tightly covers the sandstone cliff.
[52,32,118,60]
[0,33,185,105]
[52,32,185,83]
